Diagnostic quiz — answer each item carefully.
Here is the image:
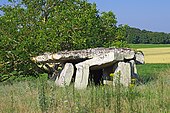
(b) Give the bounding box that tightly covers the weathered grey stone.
[32,48,144,89]
[129,60,138,79]
[124,50,135,59]
[135,51,144,64]
[74,64,90,89]
[113,62,131,87]
[55,63,74,87]
[74,52,125,89]
[32,48,136,63]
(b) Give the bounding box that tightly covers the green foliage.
[126,27,170,44]
[0,0,127,79]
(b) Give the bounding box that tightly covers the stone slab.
[55,63,74,87]
[74,64,90,89]
[113,62,131,87]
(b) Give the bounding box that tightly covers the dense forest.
[126,27,170,44]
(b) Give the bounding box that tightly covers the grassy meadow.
[130,44,170,49]
[0,71,170,113]
[0,44,170,113]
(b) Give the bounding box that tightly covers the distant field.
[130,44,170,63]
[138,47,170,63]
[129,44,170,49]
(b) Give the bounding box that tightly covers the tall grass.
[0,69,170,113]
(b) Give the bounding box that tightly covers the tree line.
[0,0,127,80]
[126,27,170,44]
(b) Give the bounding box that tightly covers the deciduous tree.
[0,0,127,80]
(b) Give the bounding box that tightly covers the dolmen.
[32,48,144,89]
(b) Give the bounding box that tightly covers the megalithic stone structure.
[129,60,138,79]
[135,51,145,64]
[32,47,144,89]
[55,63,74,87]
[74,51,134,89]
[113,62,131,87]
[75,63,90,89]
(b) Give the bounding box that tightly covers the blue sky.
[1,0,170,33]
[89,0,170,33]
[0,0,8,5]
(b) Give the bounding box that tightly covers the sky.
[89,0,170,33]
[0,0,170,33]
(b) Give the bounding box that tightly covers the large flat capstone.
[32,48,135,63]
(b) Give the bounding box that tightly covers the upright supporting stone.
[55,63,74,87]
[134,63,137,75]
[113,62,131,86]
[74,63,90,89]
[129,60,138,79]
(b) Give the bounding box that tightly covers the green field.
[0,44,170,113]
[130,44,170,49]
